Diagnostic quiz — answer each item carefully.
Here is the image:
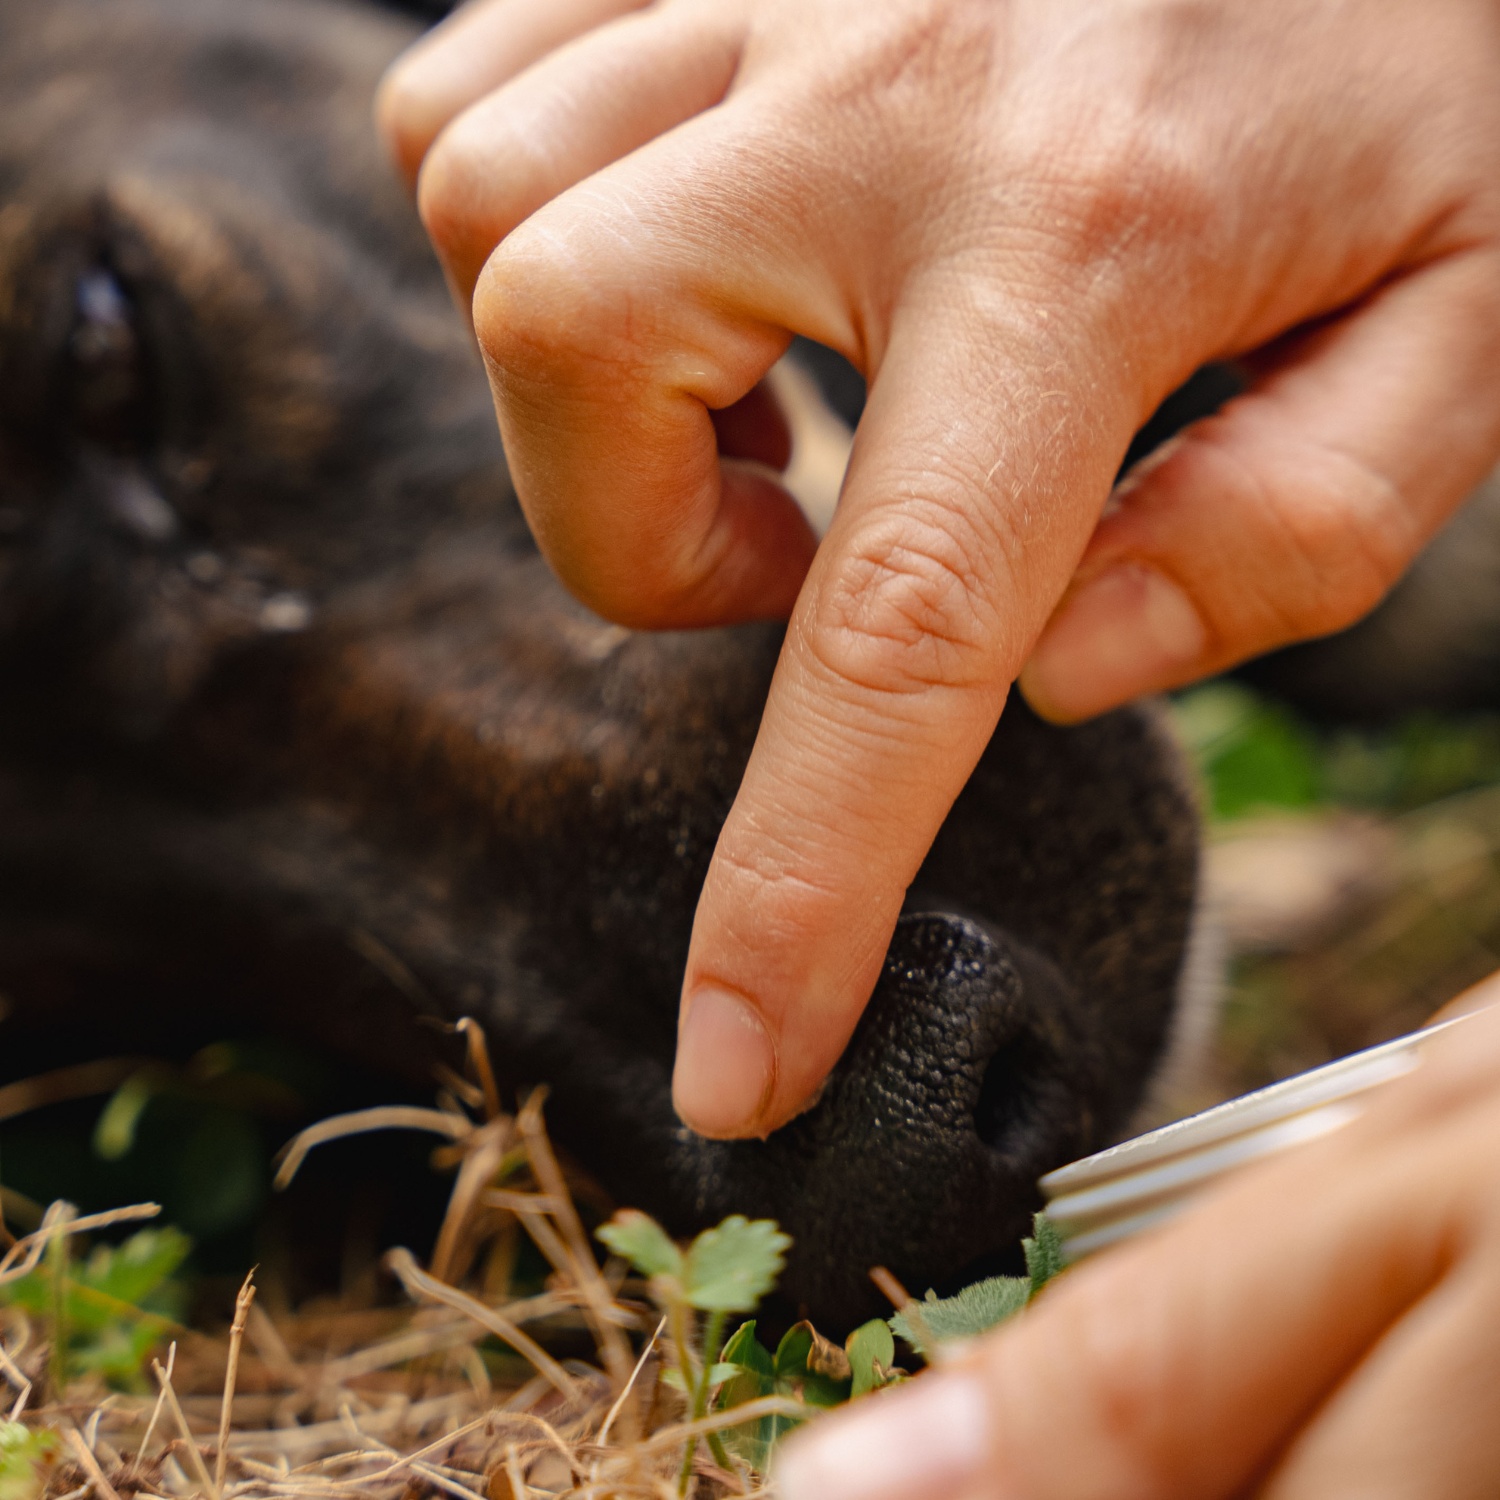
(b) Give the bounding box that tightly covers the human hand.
[380,0,1500,1138]
[774,1000,1500,1500]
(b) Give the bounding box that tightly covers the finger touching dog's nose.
[673,293,1137,1137]
[461,94,1140,1139]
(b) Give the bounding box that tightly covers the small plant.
[0,1226,190,1390]
[596,1209,1066,1485]
[889,1213,1064,1357]
[0,1424,57,1500]
[597,1210,792,1488]
[710,1315,900,1471]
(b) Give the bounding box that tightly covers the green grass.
[1171,681,1500,821]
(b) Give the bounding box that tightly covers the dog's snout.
[682,911,1108,1329]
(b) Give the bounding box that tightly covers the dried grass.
[0,1031,792,1500]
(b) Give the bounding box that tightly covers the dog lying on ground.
[0,0,1210,1327]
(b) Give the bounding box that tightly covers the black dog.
[0,0,1203,1326]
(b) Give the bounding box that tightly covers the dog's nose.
[681,911,1108,1329]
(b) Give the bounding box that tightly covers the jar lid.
[1040,1010,1478,1261]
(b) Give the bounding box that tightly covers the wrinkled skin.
[1245,467,1500,722]
[0,0,1200,1326]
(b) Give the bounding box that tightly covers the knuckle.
[373,68,433,184]
[471,231,706,631]
[473,241,584,387]
[1250,457,1416,643]
[807,506,1001,697]
[417,115,534,276]
[1048,116,1217,270]
[708,813,891,977]
[473,225,636,389]
[712,833,843,932]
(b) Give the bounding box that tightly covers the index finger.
[469,108,1138,1138]
[677,282,1137,1135]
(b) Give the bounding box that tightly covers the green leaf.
[715,1317,849,1468]
[716,1380,802,1473]
[770,1323,850,1406]
[718,1365,774,1411]
[170,1111,265,1238]
[773,1323,813,1378]
[1170,682,1319,819]
[716,1320,783,1470]
[796,1372,851,1408]
[890,1276,1032,1356]
[719,1320,775,1379]
[596,1210,684,1282]
[846,1319,895,1398]
[1022,1213,1065,1297]
[83,1226,192,1311]
[661,1363,740,1392]
[682,1215,790,1312]
[3,1227,191,1336]
[0,1425,57,1500]
[70,1320,163,1385]
[93,1070,163,1161]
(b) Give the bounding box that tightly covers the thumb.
[771,1041,1496,1500]
[1019,248,1500,722]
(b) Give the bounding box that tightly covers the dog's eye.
[68,266,151,452]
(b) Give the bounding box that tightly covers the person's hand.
[379,0,1500,1138]
[774,1000,1500,1500]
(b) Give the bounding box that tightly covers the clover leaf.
[846,1318,897,1398]
[682,1215,790,1313]
[596,1210,685,1281]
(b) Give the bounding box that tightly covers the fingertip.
[1014,661,1086,725]
[672,985,777,1139]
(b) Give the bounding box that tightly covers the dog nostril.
[974,1033,1045,1151]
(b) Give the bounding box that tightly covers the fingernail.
[1021,562,1206,721]
[775,1373,995,1500]
[673,986,775,1137]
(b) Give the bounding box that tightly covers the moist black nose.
[685,910,1112,1329]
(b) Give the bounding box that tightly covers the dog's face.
[0,0,1200,1326]
[0,0,511,731]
